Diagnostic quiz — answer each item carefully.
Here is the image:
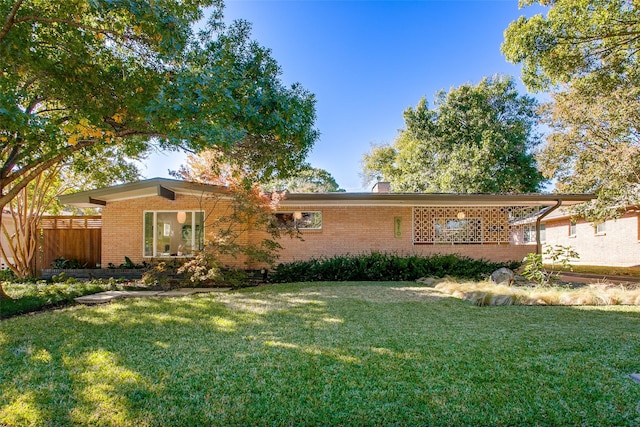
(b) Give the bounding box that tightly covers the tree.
[502,0,640,92]
[537,84,640,219]
[502,0,640,218]
[0,150,141,281]
[0,0,317,297]
[171,149,294,271]
[361,76,545,193]
[0,0,317,228]
[262,165,345,192]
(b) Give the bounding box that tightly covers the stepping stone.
[118,291,161,298]
[158,289,198,297]
[75,291,126,304]
[630,374,640,383]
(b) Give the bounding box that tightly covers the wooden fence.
[38,216,102,270]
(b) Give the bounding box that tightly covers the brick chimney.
[372,181,391,193]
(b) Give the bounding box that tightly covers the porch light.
[457,211,466,220]
[176,211,187,224]
[293,211,303,220]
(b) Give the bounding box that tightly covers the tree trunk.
[0,211,12,300]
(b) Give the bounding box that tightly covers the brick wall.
[102,194,247,267]
[102,197,533,268]
[544,212,640,267]
[274,205,531,265]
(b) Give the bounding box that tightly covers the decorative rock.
[490,268,515,286]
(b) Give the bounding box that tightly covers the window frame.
[595,221,606,236]
[274,211,322,230]
[143,210,205,258]
[569,220,577,238]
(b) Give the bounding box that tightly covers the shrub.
[271,252,520,283]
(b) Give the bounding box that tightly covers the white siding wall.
[544,213,640,267]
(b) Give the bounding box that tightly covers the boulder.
[490,267,515,286]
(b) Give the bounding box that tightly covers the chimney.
[372,182,391,193]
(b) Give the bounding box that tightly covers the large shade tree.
[502,0,640,218]
[262,165,344,193]
[361,76,544,193]
[0,0,317,297]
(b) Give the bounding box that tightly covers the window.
[433,218,482,244]
[275,211,322,230]
[595,221,606,235]
[569,220,577,237]
[144,211,204,257]
[523,224,545,244]
[523,225,535,244]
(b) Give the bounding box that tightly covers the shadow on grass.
[1,283,640,426]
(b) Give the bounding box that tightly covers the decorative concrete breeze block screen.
[413,206,541,245]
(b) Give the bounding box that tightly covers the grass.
[0,280,141,319]
[435,279,640,306]
[1,282,640,426]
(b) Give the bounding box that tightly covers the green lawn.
[1,282,640,426]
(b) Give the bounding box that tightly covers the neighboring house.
[0,209,15,270]
[58,178,593,269]
[542,208,640,267]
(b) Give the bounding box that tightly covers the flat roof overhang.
[59,178,228,208]
[58,177,594,209]
[278,192,594,207]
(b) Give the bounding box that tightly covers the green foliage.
[0,268,15,282]
[503,1,640,219]
[522,245,580,285]
[502,0,640,92]
[545,244,580,272]
[262,165,345,192]
[521,253,549,285]
[50,256,87,270]
[361,76,544,193]
[106,257,149,270]
[0,280,128,318]
[271,252,520,283]
[0,0,318,210]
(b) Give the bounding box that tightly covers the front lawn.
[1,282,639,426]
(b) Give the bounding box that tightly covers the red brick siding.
[102,198,532,268]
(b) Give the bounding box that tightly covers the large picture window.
[275,211,322,230]
[433,218,482,244]
[144,211,204,257]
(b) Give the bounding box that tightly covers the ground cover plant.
[271,252,520,282]
[1,282,639,426]
[0,280,136,319]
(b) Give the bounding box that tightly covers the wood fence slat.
[37,216,102,270]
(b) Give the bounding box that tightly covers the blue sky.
[143,0,543,192]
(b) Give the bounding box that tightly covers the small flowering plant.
[177,252,221,285]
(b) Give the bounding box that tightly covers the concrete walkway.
[75,288,232,304]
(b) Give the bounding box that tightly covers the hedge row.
[271,252,521,283]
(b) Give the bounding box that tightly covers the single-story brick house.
[541,207,640,267]
[58,178,593,269]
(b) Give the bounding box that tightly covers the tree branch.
[0,0,24,41]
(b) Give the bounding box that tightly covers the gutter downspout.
[536,199,562,254]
